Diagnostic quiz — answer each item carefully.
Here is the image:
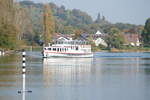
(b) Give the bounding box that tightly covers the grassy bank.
[92,45,150,52]
[109,47,150,52]
[22,46,43,51]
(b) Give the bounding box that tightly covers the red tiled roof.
[123,34,140,44]
[52,33,72,40]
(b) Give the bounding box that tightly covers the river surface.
[0,52,150,100]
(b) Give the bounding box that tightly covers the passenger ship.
[42,38,93,58]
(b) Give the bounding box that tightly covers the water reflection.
[92,57,141,75]
[43,58,93,86]
[0,52,150,100]
[0,54,21,87]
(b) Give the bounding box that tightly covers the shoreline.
[93,47,150,53]
[1,46,150,55]
[106,48,150,53]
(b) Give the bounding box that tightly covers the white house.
[93,30,108,47]
[94,38,108,47]
[0,50,5,56]
[57,37,70,41]
[95,30,102,35]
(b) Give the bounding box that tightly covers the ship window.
[57,48,59,52]
[48,48,51,50]
[72,41,74,45]
[76,47,78,50]
[44,48,47,50]
[53,48,56,51]
[63,48,65,52]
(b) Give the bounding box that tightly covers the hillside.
[19,1,143,45]
[0,0,147,50]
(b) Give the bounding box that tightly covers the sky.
[17,0,150,25]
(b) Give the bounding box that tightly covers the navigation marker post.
[18,49,32,100]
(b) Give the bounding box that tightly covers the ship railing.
[53,40,89,45]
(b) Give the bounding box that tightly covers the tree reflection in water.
[0,54,21,87]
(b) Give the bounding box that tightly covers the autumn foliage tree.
[0,0,20,49]
[43,4,55,45]
[74,29,83,39]
[106,28,125,49]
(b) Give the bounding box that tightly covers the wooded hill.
[19,1,143,35]
[0,0,146,49]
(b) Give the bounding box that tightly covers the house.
[52,33,72,41]
[93,30,108,47]
[0,49,5,56]
[94,38,108,47]
[76,31,108,47]
[76,33,90,41]
[52,31,108,47]
[95,30,102,35]
[123,34,141,46]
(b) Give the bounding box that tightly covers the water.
[0,52,150,100]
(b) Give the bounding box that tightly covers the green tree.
[141,18,150,46]
[95,13,101,23]
[63,26,75,34]
[43,4,55,45]
[106,28,124,49]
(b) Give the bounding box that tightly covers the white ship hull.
[43,52,93,58]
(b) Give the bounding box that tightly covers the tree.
[63,26,75,34]
[95,13,101,23]
[0,0,14,24]
[74,29,83,39]
[0,0,20,49]
[141,18,150,46]
[43,4,55,45]
[0,23,18,49]
[14,4,33,41]
[102,16,105,21]
[106,28,124,49]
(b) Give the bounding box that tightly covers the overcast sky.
[17,0,150,25]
